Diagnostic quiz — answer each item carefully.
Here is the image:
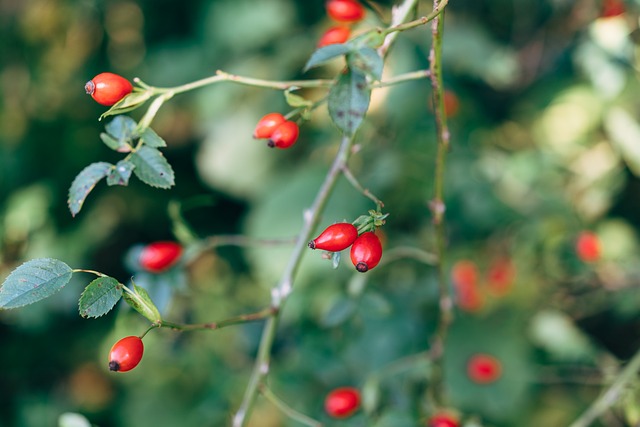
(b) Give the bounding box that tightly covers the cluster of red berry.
[253,112,300,149]
[309,222,383,272]
[318,0,366,47]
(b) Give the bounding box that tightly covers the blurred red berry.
[268,121,299,149]
[486,257,515,297]
[576,231,601,263]
[326,0,365,23]
[443,90,460,117]
[139,241,183,273]
[109,336,144,372]
[253,113,286,139]
[85,72,133,106]
[318,26,351,47]
[467,353,502,384]
[428,412,459,427]
[324,387,360,418]
[601,0,625,18]
[451,260,483,311]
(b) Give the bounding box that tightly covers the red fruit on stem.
[85,72,133,106]
[451,260,483,312]
[326,0,365,22]
[324,387,361,418]
[268,121,299,149]
[350,231,382,272]
[253,113,286,139]
[309,223,358,252]
[139,241,183,273]
[601,0,625,18]
[428,412,460,427]
[109,336,144,372]
[576,231,601,263]
[317,26,351,47]
[467,353,502,384]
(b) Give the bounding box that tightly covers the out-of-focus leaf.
[321,298,357,327]
[328,68,371,137]
[0,258,73,309]
[58,412,92,427]
[68,162,112,216]
[348,47,383,81]
[304,44,351,71]
[605,107,640,176]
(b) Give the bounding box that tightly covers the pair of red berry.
[309,223,383,272]
[253,113,300,149]
[318,0,366,47]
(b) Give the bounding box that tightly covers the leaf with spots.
[328,68,371,137]
[107,160,135,186]
[68,162,112,217]
[101,115,138,151]
[78,276,123,318]
[348,47,383,81]
[0,258,73,309]
[130,146,175,189]
[304,44,352,72]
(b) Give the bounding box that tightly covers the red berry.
[318,26,351,47]
[428,412,459,427]
[253,113,286,139]
[139,241,183,273]
[451,260,483,312]
[443,90,460,117]
[109,336,144,372]
[326,0,365,23]
[576,231,601,263]
[85,72,133,106]
[486,257,515,297]
[601,0,625,17]
[350,232,382,272]
[309,223,358,252]
[324,387,360,418]
[467,353,502,384]
[268,121,299,149]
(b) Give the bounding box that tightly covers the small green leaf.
[104,115,138,141]
[328,68,371,137]
[107,160,135,186]
[78,277,123,318]
[130,146,175,189]
[123,282,161,322]
[284,89,313,108]
[68,162,112,216]
[140,127,167,148]
[347,29,386,50]
[321,298,357,327]
[331,251,341,269]
[304,44,352,71]
[100,132,128,152]
[99,91,152,120]
[0,258,73,309]
[361,377,381,415]
[348,47,383,81]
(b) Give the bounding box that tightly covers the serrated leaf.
[123,282,161,322]
[304,44,351,71]
[328,68,371,137]
[130,146,175,188]
[284,89,313,108]
[0,258,73,309]
[78,277,122,318]
[68,162,112,216]
[99,91,152,120]
[107,160,135,186]
[348,47,383,81]
[105,115,138,141]
[140,127,166,148]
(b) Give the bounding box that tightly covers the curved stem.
[259,384,323,427]
[341,165,384,209]
[232,134,356,427]
[71,269,108,277]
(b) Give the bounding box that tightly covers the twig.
[341,165,384,209]
[155,307,276,332]
[259,384,323,427]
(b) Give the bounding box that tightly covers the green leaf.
[328,68,371,137]
[123,282,161,322]
[78,276,123,318]
[304,44,351,71]
[100,132,129,152]
[107,160,135,186]
[140,127,167,148]
[348,47,383,81]
[68,162,112,216]
[130,146,175,189]
[99,91,152,120]
[331,251,341,269]
[104,115,138,141]
[347,29,386,49]
[284,89,313,108]
[0,258,73,309]
[361,377,381,415]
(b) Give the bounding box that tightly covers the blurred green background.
[2,0,640,426]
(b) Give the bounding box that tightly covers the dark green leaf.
[0,258,73,309]
[321,298,357,327]
[130,146,175,189]
[328,68,371,137]
[107,160,135,186]
[99,91,152,120]
[140,127,167,148]
[304,44,351,71]
[348,47,383,81]
[123,282,161,322]
[68,162,112,216]
[78,277,123,318]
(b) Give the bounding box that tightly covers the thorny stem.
[259,384,324,427]
[232,134,355,427]
[427,0,453,409]
[569,348,640,427]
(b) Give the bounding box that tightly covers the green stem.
[426,0,452,409]
[383,0,450,36]
[259,384,324,427]
[71,269,108,277]
[232,134,356,427]
[341,165,384,209]
[371,69,431,88]
[156,307,276,332]
[569,348,640,427]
